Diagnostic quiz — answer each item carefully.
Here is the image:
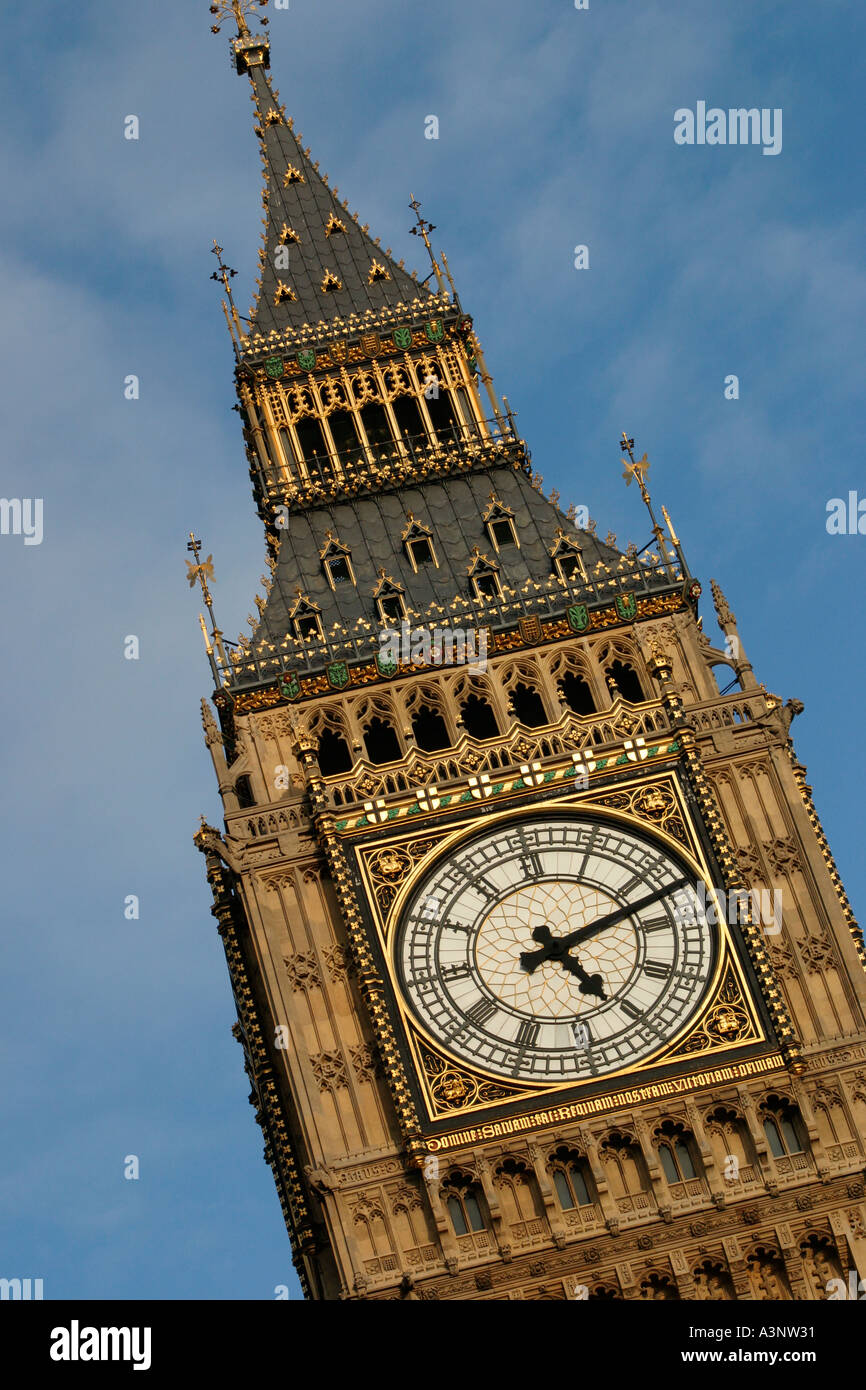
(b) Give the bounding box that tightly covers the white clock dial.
[396,816,714,1083]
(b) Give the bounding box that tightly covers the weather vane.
[209,1,269,37]
[210,240,242,347]
[409,195,446,294]
[617,432,675,578]
[187,533,229,679]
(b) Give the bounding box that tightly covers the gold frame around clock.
[354,769,772,1125]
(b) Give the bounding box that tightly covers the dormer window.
[410,536,434,566]
[468,548,502,602]
[483,497,519,552]
[475,572,501,599]
[373,572,407,625]
[320,534,355,590]
[402,515,438,572]
[328,556,352,585]
[380,592,405,623]
[290,595,323,643]
[550,529,587,583]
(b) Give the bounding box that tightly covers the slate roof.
[244,63,434,340]
[252,462,667,657]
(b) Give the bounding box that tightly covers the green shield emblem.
[425,319,444,343]
[615,593,637,621]
[393,327,413,350]
[327,660,350,690]
[265,356,285,379]
[376,653,398,678]
[297,349,316,371]
[278,670,300,700]
[568,603,589,633]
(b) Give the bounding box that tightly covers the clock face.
[395,815,715,1084]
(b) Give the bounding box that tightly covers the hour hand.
[560,953,607,1001]
[519,926,555,974]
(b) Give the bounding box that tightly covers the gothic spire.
[210,2,436,349]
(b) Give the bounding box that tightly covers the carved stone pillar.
[615,1260,638,1300]
[830,1207,866,1293]
[634,1116,670,1222]
[578,1125,620,1233]
[527,1141,567,1248]
[669,1249,697,1299]
[776,1223,809,1300]
[686,1097,726,1207]
[723,1235,753,1299]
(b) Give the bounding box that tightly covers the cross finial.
[408,194,446,294]
[209,1,269,38]
[210,239,242,347]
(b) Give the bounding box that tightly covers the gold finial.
[408,195,446,294]
[618,432,675,579]
[210,240,242,346]
[209,1,268,38]
[187,533,229,678]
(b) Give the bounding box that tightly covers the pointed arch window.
[550,530,587,583]
[442,1173,486,1235]
[606,658,645,704]
[402,516,438,572]
[560,670,596,716]
[483,497,519,552]
[549,1146,594,1209]
[274,281,297,305]
[290,595,323,643]
[284,163,305,186]
[321,270,342,294]
[317,727,353,777]
[761,1096,804,1158]
[325,213,347,237]
[411,704,450,752]
[460,692,500,740]
[368,259,391,284]
[655,1120,698,1183]
[320,534,355,590]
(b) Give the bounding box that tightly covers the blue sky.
[1,0,863,1300]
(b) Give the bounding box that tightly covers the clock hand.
[519,876,691,973]
[559,952,607,1001]
[558,875,691,952]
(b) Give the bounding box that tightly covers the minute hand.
[559,876,691,951]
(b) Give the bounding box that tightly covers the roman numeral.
[441,963,471,981]
[515,1019,540,1049]
[643,960,672,980]
[520,853,543,879]
[620,999,643,1021]
[465,997,497,1028]
[642,917,669,933]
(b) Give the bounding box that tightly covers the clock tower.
[194,3,866,1301]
